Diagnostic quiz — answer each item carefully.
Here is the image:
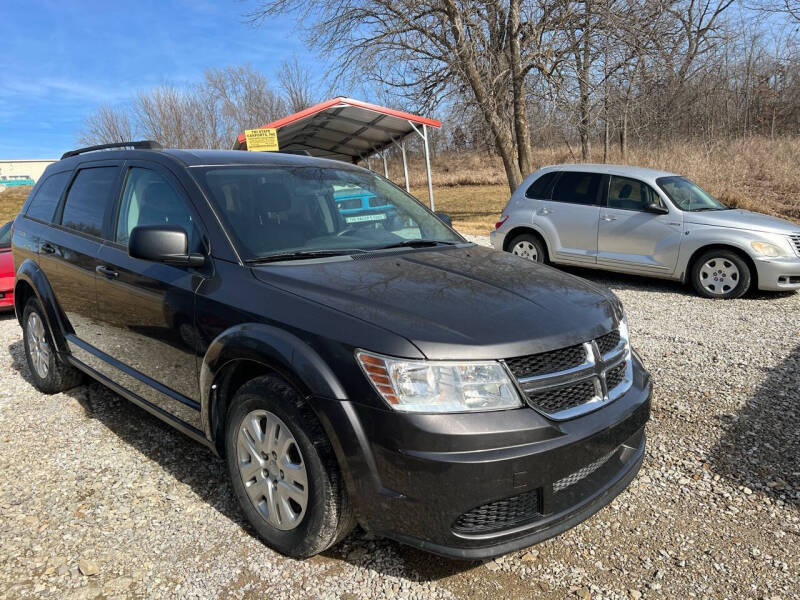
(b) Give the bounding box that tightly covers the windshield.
[0,221,11,249]
[196,166,463,260]
[656,176,728,212]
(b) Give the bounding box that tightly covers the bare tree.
[78,105,135,145]
[278,57,316,112]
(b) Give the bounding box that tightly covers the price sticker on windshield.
[245,128,279,152]
[345,213,387,223]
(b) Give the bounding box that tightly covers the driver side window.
[608,176,663,211]
[116,168,199,251]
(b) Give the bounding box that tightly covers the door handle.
[601,215,617,222]
[96,265,119,279]
[41,243,56,254]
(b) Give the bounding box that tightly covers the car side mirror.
[646,202,669,215]
[129,225,205,267]
[435,211,453,227]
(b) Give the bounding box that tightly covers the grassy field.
[2,137,797,235]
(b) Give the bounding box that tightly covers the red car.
[0,222,14,311]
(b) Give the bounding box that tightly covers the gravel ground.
[1,237,799,600]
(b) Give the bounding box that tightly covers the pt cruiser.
[13,142,651,559]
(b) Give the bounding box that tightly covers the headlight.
[356,351,523,413]
[751,241,784,257]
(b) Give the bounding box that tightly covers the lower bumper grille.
[452,489,542,534]
[553,449,617,493]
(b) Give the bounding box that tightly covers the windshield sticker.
[345,213,387,223]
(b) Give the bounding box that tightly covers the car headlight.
[751,241,784,257]
[356,351,523,413]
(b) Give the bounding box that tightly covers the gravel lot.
[1,238,798,599]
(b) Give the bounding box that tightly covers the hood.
[253,246,619,360]
[686,209,800,235]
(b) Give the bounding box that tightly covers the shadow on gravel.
[707,344,800,506]
[7,338,475,579]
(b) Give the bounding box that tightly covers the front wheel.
[690,250,751,299]
[22,298,83,393]
[224,375,354,558]
[508,233,547,264]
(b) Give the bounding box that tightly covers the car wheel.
[22,298,83,393]
[690,250,751,299]
[225,375,354,558]
[509,233,547,264]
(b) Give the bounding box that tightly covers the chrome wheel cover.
[512,240,539,262]
[236,410,308,531]
[699,258,740,295]
[26,312,51,379]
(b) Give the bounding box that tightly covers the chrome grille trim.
[789,233,800,256]
[503,326,633,420]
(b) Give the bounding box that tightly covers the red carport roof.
[234,97,441,163]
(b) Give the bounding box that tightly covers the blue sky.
[0,0,322,158]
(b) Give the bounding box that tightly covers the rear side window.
[0,221,11,248]
[551,171,602,206]
[608,176,663,211]
[26,171,71,222]
[60,167,118,238]
[525,172,557,199]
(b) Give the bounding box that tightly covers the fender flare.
[199,323,348,439]
[14,259,70,354]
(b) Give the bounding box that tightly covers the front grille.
[554,449,617,493]
[606,362,626,390]
[790,233,800,256]
[505,344,586,379]
[527,380,596,414]
[452,489,541,534]
[596,330,621,355]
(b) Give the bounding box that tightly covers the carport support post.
[382,153,388,178]
[401,141,410,192]
[422,124,435,211]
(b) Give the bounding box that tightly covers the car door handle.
[96,265,119,279]
[41,243,56,254]
[601,215,617,222]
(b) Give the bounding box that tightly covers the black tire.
[224,375,354,558]
[507,232,547,264]
[22,298,83,394]
[690,249,751,299]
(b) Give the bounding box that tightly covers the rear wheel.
[22,298,83,393]
[690,250,751,299]
[508,233,547,264]
[224,375,354,558]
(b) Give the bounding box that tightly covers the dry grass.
[0,187,31,224]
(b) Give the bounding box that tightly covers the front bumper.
[313,354,651,559]
[0,287,13,311]
[754,256,800,291]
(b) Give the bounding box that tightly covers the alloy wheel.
[26,312,51,379]
[236,410,309,531]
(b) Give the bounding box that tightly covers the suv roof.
[539,163,677,181]
[58,140,355,170]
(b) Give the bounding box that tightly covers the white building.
[0,159,57,184]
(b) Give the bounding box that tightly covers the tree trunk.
[576,0,592,161]
[509,0,532,177]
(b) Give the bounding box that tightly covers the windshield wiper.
[691,207,727,212]
[371,239,460,251]
[246,249,366,264]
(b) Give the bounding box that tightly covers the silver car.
[491,164,800,299]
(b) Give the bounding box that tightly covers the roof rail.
[61,140,162,160]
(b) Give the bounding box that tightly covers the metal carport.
[233,97,441,209]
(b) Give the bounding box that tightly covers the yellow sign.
[245,128,279,152]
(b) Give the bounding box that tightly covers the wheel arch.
[200,323,348,456]
[14,259,70,353]
[503,226,551,260]
[684,243,758,290]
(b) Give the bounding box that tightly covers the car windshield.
[196,165,463,261]
[656,176,728,212]
[0,221,11,249]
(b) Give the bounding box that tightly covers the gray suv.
[491,164,800,299]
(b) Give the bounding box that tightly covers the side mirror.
[435,211,453,227]
[129,225,205,267]
[646,202,669,215]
